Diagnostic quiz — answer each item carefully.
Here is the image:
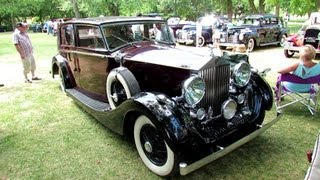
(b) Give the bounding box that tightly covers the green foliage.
[0,0,319,25]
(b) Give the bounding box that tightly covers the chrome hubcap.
[144,141,152,153]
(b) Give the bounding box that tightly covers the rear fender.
[52,54,75,88]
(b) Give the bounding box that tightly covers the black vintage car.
[217,14,288,52]
[176,15,230,47]
[51,16,280,177]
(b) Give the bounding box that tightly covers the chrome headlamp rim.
[221,99,237,120]
[182,75,205,107]
[232,61,251,87]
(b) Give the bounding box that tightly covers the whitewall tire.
[134,115,176,176]
[106,68,140,109]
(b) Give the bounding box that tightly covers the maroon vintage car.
[51,16,280,177]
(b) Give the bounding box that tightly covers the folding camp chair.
[274,73,320,115]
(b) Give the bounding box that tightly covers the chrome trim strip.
[60,49,108,59]
[179,113,283,175]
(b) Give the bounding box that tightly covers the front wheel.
[134,115,177,176]
[246,38,255,52]
[279,34,287,47]
[284,49,295,58]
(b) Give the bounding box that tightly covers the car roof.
[64,16,166,25]
[243,14,278,19]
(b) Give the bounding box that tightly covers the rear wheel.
[134,115,177,176]
[284,50,295,58]
[106,68,140,109]
[196,36,205,47]
[59,68,66,92]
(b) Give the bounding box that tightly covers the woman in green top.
[278,45,320,92]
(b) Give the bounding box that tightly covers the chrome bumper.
[179,113,282,175]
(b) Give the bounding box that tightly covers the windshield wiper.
[111,34,138,48]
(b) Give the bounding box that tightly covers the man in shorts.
[13,22,41,83]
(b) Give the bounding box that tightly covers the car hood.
[121,42,212,71]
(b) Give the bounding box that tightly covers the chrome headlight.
[183,76,205,106]
[233,62,251,87]
[222,99,237,120]
[239,33,244,40]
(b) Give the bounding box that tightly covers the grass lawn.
[0,28,320,179]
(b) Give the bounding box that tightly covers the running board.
[66,88,111,112]
[260,42,280,46]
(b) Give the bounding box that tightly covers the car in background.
[51,16,279,177]
[217,14,288,52]
[176,15,230,47]
[284,12,320,58]
[284,26,320,58]
[167,17,195,38]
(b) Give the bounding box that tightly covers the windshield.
[102,22,175,50]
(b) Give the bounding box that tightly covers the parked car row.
[51,15,280,177]
[216,14,288,52]
[176,15,230,47]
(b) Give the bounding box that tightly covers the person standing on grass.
[13,22,41,83]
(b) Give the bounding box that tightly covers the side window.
[61,24,74,46]
[270,17,278,25]
[76,25,105,49]
[261,18,270,26]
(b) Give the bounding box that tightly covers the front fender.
[132,92,191,150]
[251,73,273,110]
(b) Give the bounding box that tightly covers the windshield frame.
[101,21,175,51]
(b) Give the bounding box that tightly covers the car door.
[271,17,281,42]
[259,17,272,44]
[74,25,110,100]
[59,24,79,84]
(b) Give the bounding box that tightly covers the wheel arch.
[51,54,75,88]
[251,73,273,110]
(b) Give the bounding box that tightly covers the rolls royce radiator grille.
[198,64,230,116]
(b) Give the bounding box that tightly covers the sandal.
[32,77,41,80]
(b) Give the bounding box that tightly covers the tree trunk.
[248,0,258,14]
[275,0,280,17]
[258,0,265,14]
[227,0,233,19]
[71,0,81,18]
[107,2,120,16]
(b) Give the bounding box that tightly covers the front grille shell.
[197,58,230,116]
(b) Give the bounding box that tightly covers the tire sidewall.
[134,115,175,176]
[197,36,205,47]
[59,68,66,92]
[247,38,255,52]
[106,70,133,109]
